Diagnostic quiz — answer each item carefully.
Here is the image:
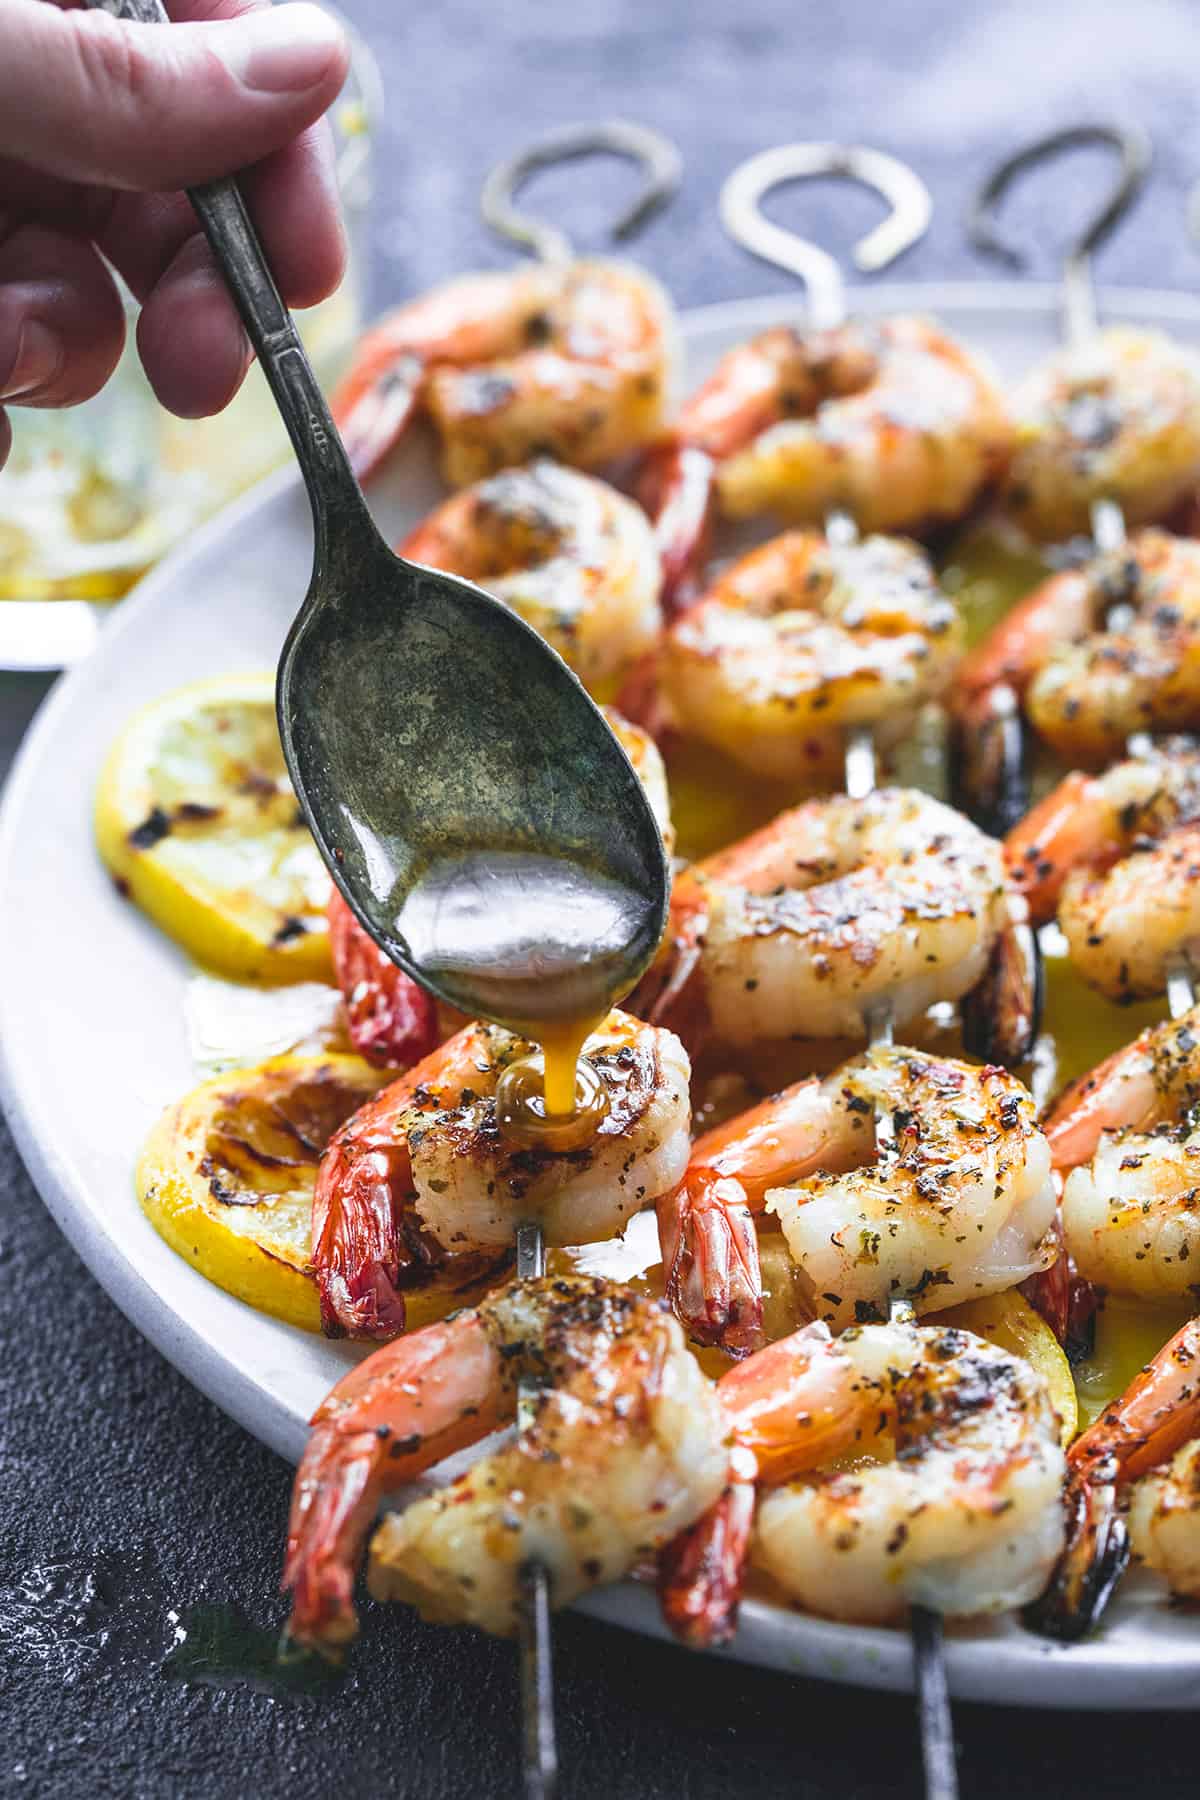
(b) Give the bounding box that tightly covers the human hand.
[0,0,350,468]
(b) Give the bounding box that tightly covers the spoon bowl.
[88,0,670,1030]
[278,527,669,1025]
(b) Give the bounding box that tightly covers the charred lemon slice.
[936,1290,1078,1446]
[96,673,332,982]
[138,1054,385,1330]
[138,1053,509,1333]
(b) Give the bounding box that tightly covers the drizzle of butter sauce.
[496,1029,610,1150]
[395,847,658,1150]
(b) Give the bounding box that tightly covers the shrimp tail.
[960,917,1043,1066]
[658,1174,764,1357]
[639,443,716,618]
[283,1423,388,1650]
[1023,1456,1131,1642]
[283,1312,506,1648]
[614,648,676,747]
[1020,1215,1098,1364]
[313,1142,413,1341]
[657,1475,757,1648]
[949,682,1030,838]
[628,908,711,1058]
[329,342,424,484]
[328,889,441,1070]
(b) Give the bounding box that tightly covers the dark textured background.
[5,0,1200,1793]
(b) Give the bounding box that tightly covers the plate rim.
[6,278,1200,1706]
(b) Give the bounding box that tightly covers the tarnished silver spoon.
[87,0,669,1040]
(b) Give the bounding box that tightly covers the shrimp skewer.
[331,119,680,491]
[637,785,1037,1067]
[955,129,1200,828]
[641,144,1006,613]
[283,1275,729,1648]
[399,461,662,695]
[1003,739,1200,1004]
[312,1009,691,1339]
[658,1316,1066,1645]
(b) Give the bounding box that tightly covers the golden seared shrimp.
[283,1275,728,1647]
[661,1317,1065,1640]
[638,788,1025,1059]
[1034,1002,1200,1302]
[1128,1435,1200,1601]
[644,317,1010,612]
[400,460,661,692]
[1005,737,1200,926]
[1030,1316,1200,1640]
[658,530,963,781]
[1002,326,1200,543]
[331,260,676,485]
[659,1046,1056,1352]
[313,1010,691,1340]
[328,707,672,1071]
[764,1048,1056,1332]
[1042,1002,1200,1174]
[956,533,1200,771]
[1004,741,1200,1004]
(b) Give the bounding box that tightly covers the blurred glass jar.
[0,6,379,603]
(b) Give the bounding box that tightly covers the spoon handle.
[83,0,372,547]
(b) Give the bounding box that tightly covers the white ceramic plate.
[4,283,1200,1710]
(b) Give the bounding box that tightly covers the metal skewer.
[722,140,958,1800]
[515,1218,557,1800]
[482,118,682,267]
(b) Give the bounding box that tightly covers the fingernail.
[1,321,63,401]
[218,2,347,95]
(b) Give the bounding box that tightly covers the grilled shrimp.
[658,529,963,781]
[643,317,1010,610]
[327,707,672,1071]
[400,460,661,692]
[283,1275,728,1647]
[637,787,1030,1059]
[313,1011,691,1339]
[661,1317,1065,1641]
[1042,1002,1200,1173]
[332,260,676,485]
[1029,1316,1200,1640]
[1005,741,1200,1003]
[1128,1434,1200,1601]
[1002,327,1200,542]
[955,533,1200,771]
[1033,1001,1200,1303]
[660,1046,1056,1351]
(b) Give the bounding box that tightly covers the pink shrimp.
[1028,1316,1200,1640]
[312,1011,691,1340]
[659,1045,1055,1355]
[642,317,1009,614]
[330,261,674,486]
[283,1275,728,1647]
[662,1315,1066,1644]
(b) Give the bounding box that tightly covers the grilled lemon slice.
[138,1053,510,1333]
[96,672,333,983]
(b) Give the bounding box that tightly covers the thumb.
[0,0,349,191]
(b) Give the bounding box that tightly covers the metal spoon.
[87,0,669,1034]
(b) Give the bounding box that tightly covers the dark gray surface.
[4,0,1200,1793]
